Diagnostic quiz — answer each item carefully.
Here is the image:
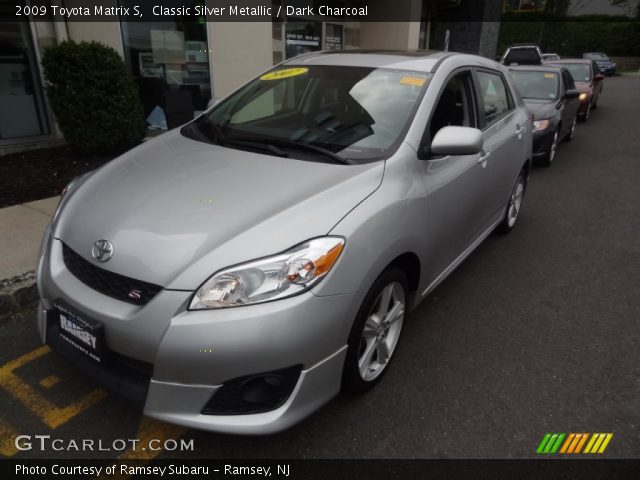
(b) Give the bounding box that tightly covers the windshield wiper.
[231,136,352,165]
[221,137,289,157]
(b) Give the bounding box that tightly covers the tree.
[42,41,146,154]
[610,0,640,17]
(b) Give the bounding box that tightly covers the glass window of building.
[0,22,50,140]
[120,9,210,130]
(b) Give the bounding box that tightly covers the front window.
[559,64,591,83]
[183,65,431,163]
[476,71,511,124]
[510,70,559,101]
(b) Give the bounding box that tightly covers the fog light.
[201,365,302,415]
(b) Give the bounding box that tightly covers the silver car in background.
[37,51,532,434]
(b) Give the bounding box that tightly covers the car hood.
[54,130,384,290]
[524,100,557,121]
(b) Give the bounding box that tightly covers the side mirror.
[429,126,483,157]
[207,98,219,109]
[564,89,579,99]
[595,74,605,81]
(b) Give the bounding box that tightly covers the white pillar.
[207,22,273,99]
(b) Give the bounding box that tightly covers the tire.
[541,129,559,167]
[580,102,591,122]
[496,170,527,235]
[342,268,408,394]
[564,116,577,142]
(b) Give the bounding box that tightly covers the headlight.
[579,93,588,101]
[53,172,92,220]
[532,119,550,132]
[189,237,345,309]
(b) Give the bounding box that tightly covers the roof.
[281,50,453,73]
[544,58,592,65]
[508,65,566,73]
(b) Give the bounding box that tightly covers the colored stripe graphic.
[537,433,565,453]
[538,433,613,454]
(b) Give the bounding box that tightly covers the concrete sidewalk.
[0,196,59,313]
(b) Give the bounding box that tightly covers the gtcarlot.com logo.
[536,433,613,454]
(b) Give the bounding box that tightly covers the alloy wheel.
[507,174,525,228]
[548,131,558,163]
[358,281,405,382]
[569,117,576,138]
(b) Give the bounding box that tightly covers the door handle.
[515,124,524,139]
[478,150,491,164]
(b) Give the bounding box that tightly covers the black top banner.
[4,0,639,23]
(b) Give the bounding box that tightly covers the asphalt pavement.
[1,76,638,460]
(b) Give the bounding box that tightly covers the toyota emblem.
[91,239,114,263]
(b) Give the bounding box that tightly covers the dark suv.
[501,44,543,66]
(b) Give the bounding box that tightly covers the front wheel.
[342,268,407,393]
[580,102,591,122]
[541,130,559,167]
[564,116,577,142]
[496,170,526,235]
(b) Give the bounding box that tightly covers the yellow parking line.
[0,419,19,457]
[0,346,107,429]
[97,417,187,479]
[39,375,61,389]
[119,417,187,460]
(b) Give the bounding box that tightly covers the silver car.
[37,51,532,434]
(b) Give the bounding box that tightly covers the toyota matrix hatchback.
[37,51,532,434]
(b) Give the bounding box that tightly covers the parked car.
[583,52,616,76]
[37,51,532,434]
[509,65,580,166]
[545,58,604,121]
[501,44,543,65]
[541,53,561,61]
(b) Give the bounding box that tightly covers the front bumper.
[38,238,360,434]
[531,129,556,159]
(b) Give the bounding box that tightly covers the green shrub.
[42,41,146,154]
[498,13,640,57]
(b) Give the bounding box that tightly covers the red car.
[545,58,604,121]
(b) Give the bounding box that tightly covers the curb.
[0,271,38,317]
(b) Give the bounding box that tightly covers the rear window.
[504,48,541,66]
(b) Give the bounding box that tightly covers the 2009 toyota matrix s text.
[37,51,532,434]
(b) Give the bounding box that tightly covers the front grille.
[202,365,302,415]
[62,243,162,305]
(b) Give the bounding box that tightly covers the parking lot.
[1,75,638,460]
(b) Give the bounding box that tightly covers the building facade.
[0,0,502,154]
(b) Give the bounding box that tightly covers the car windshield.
[557,64,591,82]
[510,70,559,100]
[585,53,607,60]
[183,65,432,163]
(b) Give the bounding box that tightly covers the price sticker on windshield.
[260,68,309,81]
[400,76,427,87]
[544,73,557,79]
